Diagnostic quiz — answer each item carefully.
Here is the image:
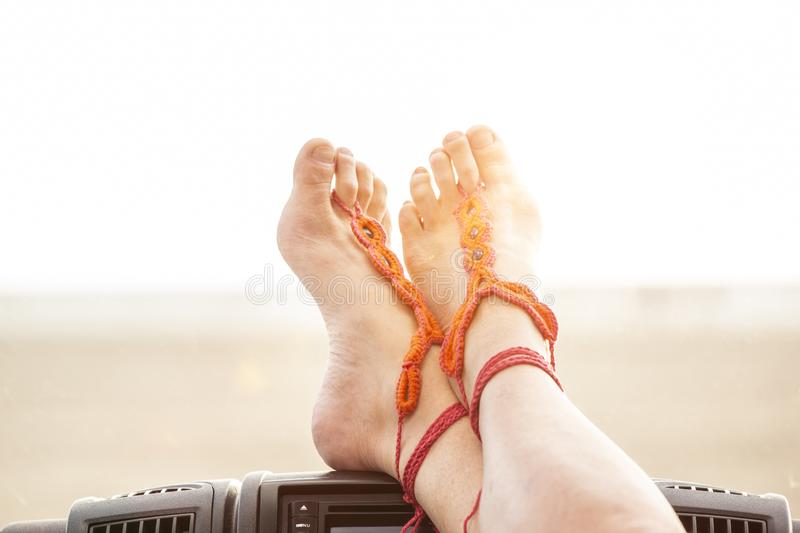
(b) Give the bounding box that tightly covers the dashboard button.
[291,501,317,516]
[291,517,317,532]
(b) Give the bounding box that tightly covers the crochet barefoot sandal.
[441,185,564,530]
[331,191,468,533]
[333,182,564,532]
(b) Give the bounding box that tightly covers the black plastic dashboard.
[2,471,798,533]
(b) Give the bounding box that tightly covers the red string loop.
[399,402,468,533]
[470,347,563,440]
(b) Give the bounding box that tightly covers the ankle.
[462,298,552,398]
[395,350,458,477]
[410,415,483,533]
[392,355,476,532]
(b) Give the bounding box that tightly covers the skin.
[277,129,685,532]
[277,141,482,532]
[399,126,685,532]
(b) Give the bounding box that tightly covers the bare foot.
[399,126,550,392]
[400,128,684,533]
[277,139,457,477]
[399,126,543,327]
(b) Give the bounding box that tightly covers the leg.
[468,303,682,532]
[401,126,684,532]
[277,139,482,532]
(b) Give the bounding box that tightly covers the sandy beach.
[1,287,798,524]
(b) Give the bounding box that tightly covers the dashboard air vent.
[668,484,747,496]
[678,513,766,533]
[113,486,198,498]
[89,514,194,533]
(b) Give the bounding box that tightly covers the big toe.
[279,139,339,261]
[293,138,337,194]
[466,125,515,185]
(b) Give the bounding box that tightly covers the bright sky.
[1,1,798,292]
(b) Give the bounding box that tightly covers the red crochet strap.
[440,186,559,404]
[462,490,481,533]
[470,346,563,440]
[399,402,467,533]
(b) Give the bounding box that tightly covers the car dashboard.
[2,471,798,533]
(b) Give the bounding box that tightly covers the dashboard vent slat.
[668,484,747,496]
[90,514,194,533]
[113,486,197,498]
[678,513,766,533]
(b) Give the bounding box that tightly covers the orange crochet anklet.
[331,191,442,415]
[440,185,560,405]
[331,191,469,533]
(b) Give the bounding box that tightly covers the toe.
[442,131,480,193]
[429,149,459,208]
[398,201,423,236]
[293,138,336,193]
[367,178,388,221]
[334,147,358,207]
[409,168,439,227]
[381,211,392,245]
[466,125,514,185]
[356,161,374,210]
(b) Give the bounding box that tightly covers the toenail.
[311,144,335,163]
[444,131,463,143]
[413,167,427,175]
[429,150,447,162]
[338,147,353,156]
[468,128,495,149]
